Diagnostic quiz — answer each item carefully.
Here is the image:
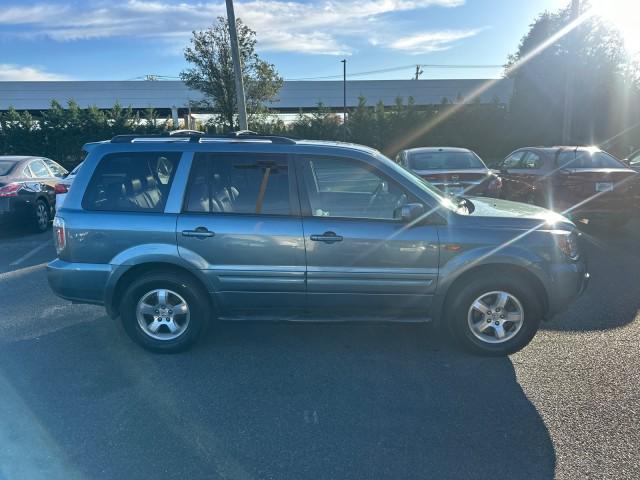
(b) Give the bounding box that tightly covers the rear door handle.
[310,231,343,243]
[182,227,215,239]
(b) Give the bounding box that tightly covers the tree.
[180,16,283,131]
[506,3,640,153]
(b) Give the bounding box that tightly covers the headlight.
[553,230,579,260]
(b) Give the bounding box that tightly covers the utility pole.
[562,0,580,144]
[414,65,423,80]
[225,0,248,131]
[341,59,347,141]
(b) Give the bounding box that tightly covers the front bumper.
[47,258,111,305]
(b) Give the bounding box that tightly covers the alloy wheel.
[467,290,524,344]
[136,289,191,341]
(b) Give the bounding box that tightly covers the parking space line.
[9,241,53,267]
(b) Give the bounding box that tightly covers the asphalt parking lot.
[0,222,639,480]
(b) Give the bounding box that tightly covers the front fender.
[430,244,551,328]
[437,245,550,293]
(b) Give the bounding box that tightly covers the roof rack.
[110,130,296,145]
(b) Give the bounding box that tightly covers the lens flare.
[591,0,640,52]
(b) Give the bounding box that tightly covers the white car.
[55,162,82,209]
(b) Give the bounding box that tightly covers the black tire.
[120,271,210,353]
[445,274,542,356]
[32,199,50,232]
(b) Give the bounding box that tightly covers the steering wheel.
[366,181,387,211]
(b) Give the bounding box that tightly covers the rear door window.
[184,153,291,215]
[82,152,181,212]
[0,161,15,176]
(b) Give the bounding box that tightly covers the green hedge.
[0,101,169,169]
[3,96,632,169]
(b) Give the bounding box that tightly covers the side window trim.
[165,151,193,214]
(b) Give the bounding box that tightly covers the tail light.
[53,216,66,254]
[0,183,22,197]
[54,183,69,194]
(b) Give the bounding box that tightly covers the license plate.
[595,182,613,192]
[445,186,464,195]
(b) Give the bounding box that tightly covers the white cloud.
[390,28,485,54]
[0,0,472,56]
[0,64,70,81]
[0,4,68,24]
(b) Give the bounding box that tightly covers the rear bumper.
[545,257,589,319]
[47,258,111,305]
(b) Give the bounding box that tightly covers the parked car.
[498,146,640,228]
[395,147,502,197]
[55,161,83,209]
[47,132,588,356]
[0,156,67,231]
[55,143,104,209]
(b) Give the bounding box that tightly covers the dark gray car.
[47,133,589,356]
[0,155,68,231]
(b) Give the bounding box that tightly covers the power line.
[126,63,504,82]
[286,63,504,81]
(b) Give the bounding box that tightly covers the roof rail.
[110,130,296,145]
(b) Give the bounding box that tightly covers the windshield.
[557,150,625,169]
[0,161,16,176]
[408,151,485,170]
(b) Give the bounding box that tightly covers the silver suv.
[47,132,589,356]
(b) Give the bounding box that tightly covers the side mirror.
[394,202,425,223]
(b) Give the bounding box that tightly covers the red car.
[498,146,640,228]
[395,147,502,197]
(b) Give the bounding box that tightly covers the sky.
[0,0,572,82]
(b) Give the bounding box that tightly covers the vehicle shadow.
[0,223,48,240]
[0,319,555,480]
[542,220,640,332]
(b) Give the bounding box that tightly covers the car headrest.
[129,178,143,193]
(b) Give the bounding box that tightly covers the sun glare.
[591,0,640,52]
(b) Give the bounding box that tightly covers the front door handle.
[182,227,215,239]
[310,231,343,243]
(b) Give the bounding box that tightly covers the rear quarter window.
[82,152,181,212]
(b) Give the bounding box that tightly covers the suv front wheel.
[446,275,542,356]
[120,271,210,353]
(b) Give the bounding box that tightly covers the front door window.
[299,156,411,220]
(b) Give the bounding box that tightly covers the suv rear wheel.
[446,274,542,356]
[120,271,210,353]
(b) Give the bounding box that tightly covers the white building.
[0,79,513,126]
